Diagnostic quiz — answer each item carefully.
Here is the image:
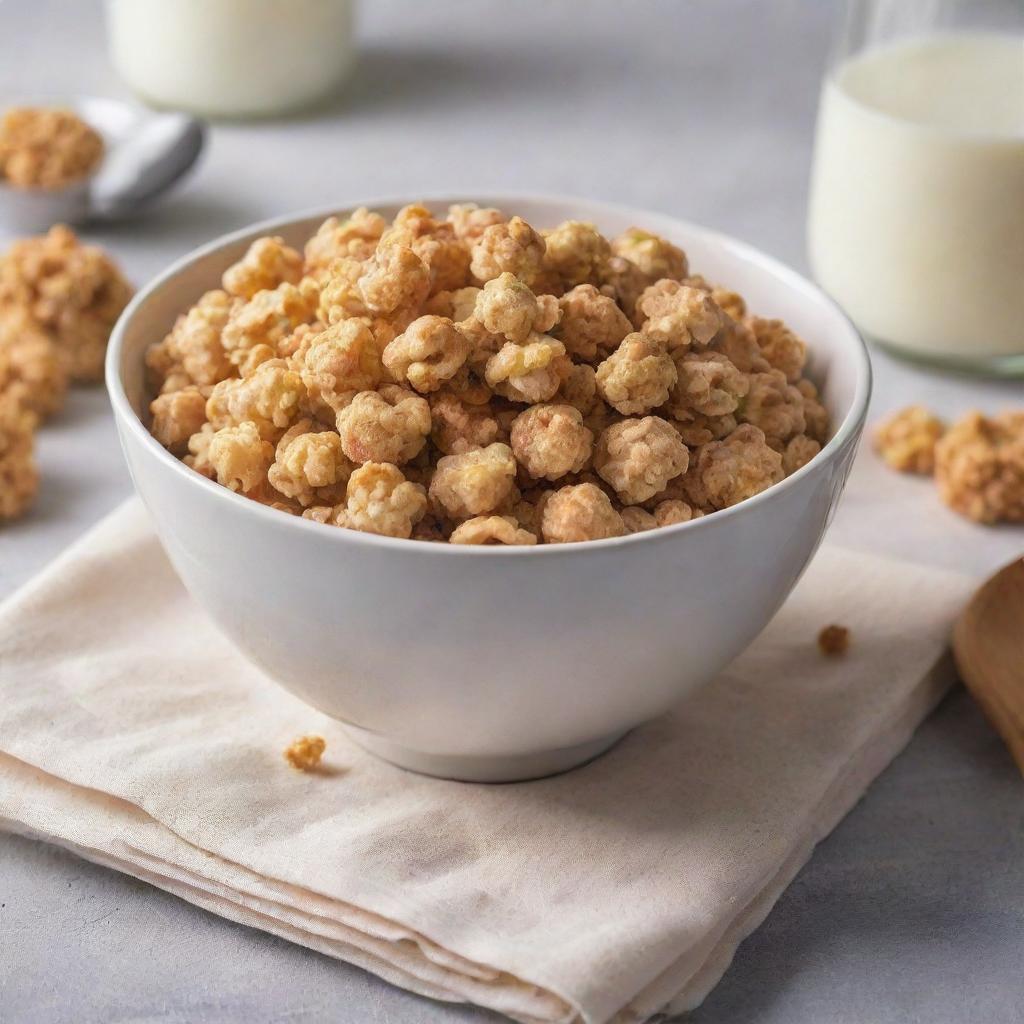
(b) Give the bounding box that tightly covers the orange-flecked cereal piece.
[934,411,1024,524]
[594,416,689,505]
[746,316,807,383]
[510,403,593,481]
[667,350,748,420]
[429,391,500,455]
[383,315,472,394]
[0,309,67,419]
[635,280,724,349]
[818,624,850,657]
[449,515,537,546]
[269,427,353,506]
[485,334,569,404]
[429,442,517,519]
[0,396,38,520]
[0,106,104,188]
[150,385,208,455]
[685,424,783,511]
[739,369,806,445]
[595,332,676,415]
[542,220,611,287]
[470,216,546,286]
[304,208,388,279]
[207,421,274,493]
[555,284,632,363]
[447,203,507,242]
[222,236,303,300]
[474,273,560,343]
[336,386,431,465]
[337,462,428,538]
[541,482,625,543]
[782,434,821,475]
[0,224,132,382]
[284,734,326,771]
[359,244,430,315]
[206,360,305,439]
[873,405,945,474]
[221,279,319,369]
[299,318,384,415]
[611,228,688,283]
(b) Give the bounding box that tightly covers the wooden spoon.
[953,557,1024,774]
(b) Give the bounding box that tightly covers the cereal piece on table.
[298,318,384,414]
[221,279,319,370]
[470,216,546,286]
[304,209,387,279]
[284,734,326,772]
[0,395,38,521]
[542,220,611,287]
[818,624,850,657]
[684,424,783,511]
[337,462,428,538]
[449,515,537,546]
[873,405,945,474]
[635,281,724,349]
[474,273,560,343]
[739,369,807,446]
[429,391,500,455]
[595,332,676,416]
[269,427,353,506]
[934,411,1024,524]
[207,421,274,493]
[429,442,518,519]
[206,360,305,439]
[746,316,807,383]
[0,309,67,420]
[666,350,748,420]
[382,315,472,394]
[485,334,569,404]
[510,403,593,481]
[594,416,689,505]
[222,236,303,300]
[541,482,625,543]
[447,203,506,242]
[0,225,132,382]
[782,434,822,475]
[555,284,632,363]
[611,228,688,282]
[0,107,104,188]
[150,386,208,455]
[335,386,431,465]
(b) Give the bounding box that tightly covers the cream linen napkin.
[0,500,973,1024]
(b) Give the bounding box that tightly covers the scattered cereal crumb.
[818,624,850,657]
[284,735,326,772]
[873,405,945,474]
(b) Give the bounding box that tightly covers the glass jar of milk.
[105,0,356,119]
[808,0,1024,375]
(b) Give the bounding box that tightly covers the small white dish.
[107,194,871,783]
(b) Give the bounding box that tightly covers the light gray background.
[1,2,1022,1022]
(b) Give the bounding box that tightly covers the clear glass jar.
[807,0,1024,376]
[105,0,356,119]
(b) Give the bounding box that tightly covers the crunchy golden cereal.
[284,734,326,771]
[0,396,37,520]
[146,203,829,543]
[449,515,537,545]
[0,225,132,382]
[873,405,945,474]
[818,624,850,657]
[934,411,1024,524]
[0,308,67,420]
[0,107,103,189]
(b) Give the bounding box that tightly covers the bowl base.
[340,726,629,783]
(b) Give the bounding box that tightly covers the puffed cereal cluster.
[145,204,830,544]
[0,107,105,189]
[875,405,1024,525]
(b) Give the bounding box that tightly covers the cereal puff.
[510,403,593,481]
[595,332,676,416]
[541,482,625,543]
[429,442,518,520]
[0,308,67,420]
[450,515,537,546]
[594,416,689,505]
[873,405,945,474]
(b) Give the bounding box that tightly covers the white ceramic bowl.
[107,194,871,782]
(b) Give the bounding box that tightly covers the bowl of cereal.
[107,195,870,782]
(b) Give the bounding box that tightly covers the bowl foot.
[340,726,629,783]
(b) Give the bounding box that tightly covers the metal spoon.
[0,95,205,234]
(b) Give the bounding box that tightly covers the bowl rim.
[106,191,872,558]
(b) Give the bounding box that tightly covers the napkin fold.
[0,500,973,1024]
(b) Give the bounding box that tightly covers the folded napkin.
[0,500,973,1024]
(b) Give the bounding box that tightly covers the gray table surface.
[1,2,1022,1022]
